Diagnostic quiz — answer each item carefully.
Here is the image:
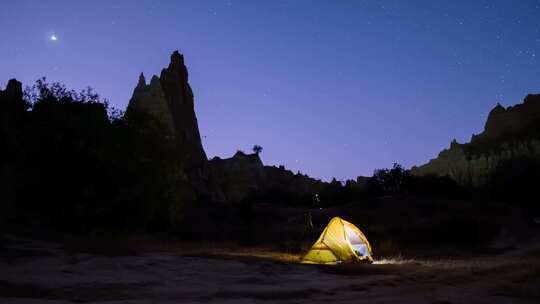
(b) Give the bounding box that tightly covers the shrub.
[372,163,410,194]
[487,157,540,212]
[3,79,192,234]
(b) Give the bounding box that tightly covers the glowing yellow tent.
[301,217,373,264]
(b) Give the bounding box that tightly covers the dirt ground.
[1,235,539,304]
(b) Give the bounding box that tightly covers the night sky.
[1,1,539,181]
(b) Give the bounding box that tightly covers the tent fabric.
[301,217,373,264]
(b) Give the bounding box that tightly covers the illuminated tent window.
[345,225,369,257]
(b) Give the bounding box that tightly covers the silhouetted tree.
[372,163,410,194]
[252,144,263,154]
[3,78,192,234]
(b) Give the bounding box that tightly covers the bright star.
[50,35,58,41]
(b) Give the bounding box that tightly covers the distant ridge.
[411,94,540,185]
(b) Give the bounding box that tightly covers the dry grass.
[181,245,302,264]
[61,237,302,263]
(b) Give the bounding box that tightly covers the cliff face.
[412,94,540,185]
[127,51,207,172]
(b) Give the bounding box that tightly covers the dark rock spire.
[136,72,146,89]
[159,50,207,170]
[1,79,23,103]
[127,51,207,173]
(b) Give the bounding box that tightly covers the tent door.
[344,225,369,257]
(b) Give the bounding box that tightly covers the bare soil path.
[1,235,538,303]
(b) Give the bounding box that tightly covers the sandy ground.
[1,235,538,304]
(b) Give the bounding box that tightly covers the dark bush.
[408,174,468,199]
[2,79,192,235]
[487,156,540,212]
[372,163,410,194]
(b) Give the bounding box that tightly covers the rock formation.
[0,78,27,138]
[128,73,175,133]
[208,151,325,203]
[127,51,326,203]
[263,165,325,198]
[0,79,26,222]
[160,51,207,170]
[472,94,540,145]
[127,51,207,173]
[209,152,267,202]
[412,94,540,185]
[0,79,24,107]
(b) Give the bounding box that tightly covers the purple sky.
[1,0,539,181]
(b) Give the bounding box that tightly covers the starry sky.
[1,0,539,181]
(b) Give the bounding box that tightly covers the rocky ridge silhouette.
[411,94,540,185]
